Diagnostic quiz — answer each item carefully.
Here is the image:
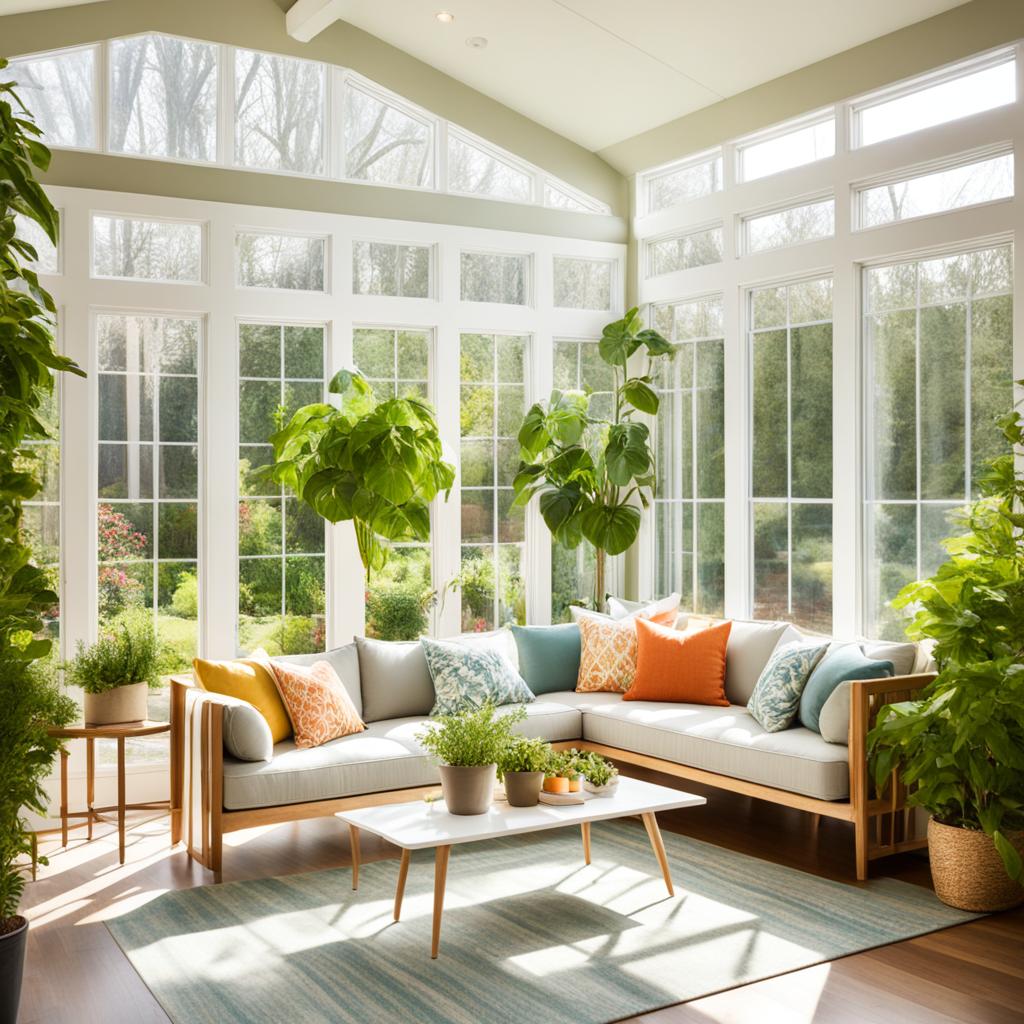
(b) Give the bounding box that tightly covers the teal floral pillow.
[422,637,535,717]
[747,641,829,733]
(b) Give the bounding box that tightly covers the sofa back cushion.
[511,623,581,695]
[276,643,362,718]
[354,636,436,723]
[722,620,793,705]
[193,656,292,743]
[861,640,917,677]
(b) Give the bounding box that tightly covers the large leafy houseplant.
[513,307,673,606]
[267,369,455,575]
[868,393,1024,892]
[0,55,82,1012]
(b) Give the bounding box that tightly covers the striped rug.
[107,820,976,1024]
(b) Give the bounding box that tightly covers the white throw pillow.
[455,627,520,671]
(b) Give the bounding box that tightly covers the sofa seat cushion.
[222,699,583,810]
[580,699,850,801]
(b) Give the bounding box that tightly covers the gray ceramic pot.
[438,763,496,815]
[503,770,544,807]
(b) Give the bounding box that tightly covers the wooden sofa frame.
[170,672,934,882]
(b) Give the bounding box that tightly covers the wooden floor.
[19,768,1024,1024]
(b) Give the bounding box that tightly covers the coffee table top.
[338,776,705,850]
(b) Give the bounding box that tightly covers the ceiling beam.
[286,0,345,43]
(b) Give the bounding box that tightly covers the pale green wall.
[0,0,628,239]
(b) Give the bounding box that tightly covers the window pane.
[14,212,59,274]
[751,329,788,498]
[345,81,433,187]
[108,34,218,161]
[448,132,532,202]
[745,198,834,253]
[552,541,598,623]
[92,215,202,282]
[553,256,612,311]
[866,503,917,640]
[236,231,325,291]
[460,333,527,631]
[792,503,832,634]
[646,152,723,213]
[648,226,722,276]
[752,502,788,621]
[919,303,966,500]
[856,57,1016,147]
[365,546,433,640]
[354,327,429,402]
[859,153,1014,227]
[544,180,605,213]
[352,241,431,298]
[790,323,833,499]
[738,117,835,182]
[10,46,96,149]
[460,251,528,304]
[234,49,325,175]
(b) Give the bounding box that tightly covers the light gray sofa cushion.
[222,699,583,810]
[354,636,436,723]
[276,642,362,718]
[724,620,794,705]
[818,680,853,745]
[862,640,917,677]
[580,698,850,801]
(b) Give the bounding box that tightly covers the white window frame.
[645,222,724,279]
[640,147,724,216]
[739,193,836,255]
[735,108,836,184]
[459,248,534,307]
[234,227,331,294]
[350,239,436,300]
[445,125,538,205]
[89,210,208,285]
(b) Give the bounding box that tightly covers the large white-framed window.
[641,149,723,215]
[736,110,835,183]
[91,213,204,283]
[352,240,433,298]
[741,196,835,254]
[863,243,1013,639]
[461,250,531,305]
[647,224,723,277]
[235,230,327,291]
[9,43,98,150]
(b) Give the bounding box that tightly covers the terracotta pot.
[0,915,28,1024]
[567,776,582,793]
[927,817,1024,912]
[438,763,496,815]
[543,776,569,794]
[83,682,148,725]
[503,770,544,807]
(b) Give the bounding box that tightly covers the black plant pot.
[0,916,28,1024]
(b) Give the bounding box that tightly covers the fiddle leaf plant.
[868,388,1024,882]
[266,369,455,575]
[513,307,673,606]
[1,57,83,922]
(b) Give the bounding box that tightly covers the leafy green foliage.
[416,702,525,767]
[497,735,550,775]
[63,608,163,694]
[869,392,1024,882]
[578,750,618,787]
[266,369,455,575]
[513,307,672,604]
[0,58,84,920]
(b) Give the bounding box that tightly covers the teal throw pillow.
[747,641,829,733]
[421,637,535,717]
[799,646,894,734]
[510,624,581,695]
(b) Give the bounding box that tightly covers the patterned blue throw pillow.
[422,637,535,717]
[747,641,829,733]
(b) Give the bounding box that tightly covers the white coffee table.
[338,776,705,958]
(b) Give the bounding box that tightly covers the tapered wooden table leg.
[642,812,674,896]
[117,736,126,865]
[349,825,360,890]
[394,848,411,921]
[431,845,451,959]
[581,821,591,865]
[86,738,95,841]
[59,749,69,848]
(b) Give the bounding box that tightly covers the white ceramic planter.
[583,777,619,797]
[83,682,148,725]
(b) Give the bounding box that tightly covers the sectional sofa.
[170,619,935,882]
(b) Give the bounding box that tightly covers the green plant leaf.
[621,377,659,415]
[580,503,641,555]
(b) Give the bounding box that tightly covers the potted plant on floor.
[498,736,550,807]
[581,752,619,796]
[869,395,1024,912]
[418,704,525,815]
[0,57,84,1024]
[64,609,162,725]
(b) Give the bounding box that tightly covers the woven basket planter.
[928,817,1024,912]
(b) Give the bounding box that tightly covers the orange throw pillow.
[267,660,365,749]
[576,616,639,693]
[624,618,732,705]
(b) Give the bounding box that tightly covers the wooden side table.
[47,720,171,865]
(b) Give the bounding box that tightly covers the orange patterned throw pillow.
[576,615,639,693]
[267,660,365,749]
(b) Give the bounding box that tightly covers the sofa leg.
[854,816,869,881]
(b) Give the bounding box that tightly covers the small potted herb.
[542,750,580,794]
[498,736,550,807]
[581,752,619,796]
[64,610,162,725]
[418,703,524,815]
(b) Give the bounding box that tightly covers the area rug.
[107,820,977,1024]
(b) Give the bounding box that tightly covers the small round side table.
[47,720,171,865]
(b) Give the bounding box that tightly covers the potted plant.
[542,750,583,794]
[64,609,161,725]
[513,308,673,607]
[498,736,550,807]
[0,58,84,1024]
[581,752,619,796]
[869,396,1024,912]
[418,704,524,815]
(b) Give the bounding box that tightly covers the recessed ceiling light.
[465,36,488,49]
[435,10,455,23]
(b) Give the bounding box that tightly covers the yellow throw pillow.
[267,659,365,749]
[192,654,292,743]
[576,616,639,693]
